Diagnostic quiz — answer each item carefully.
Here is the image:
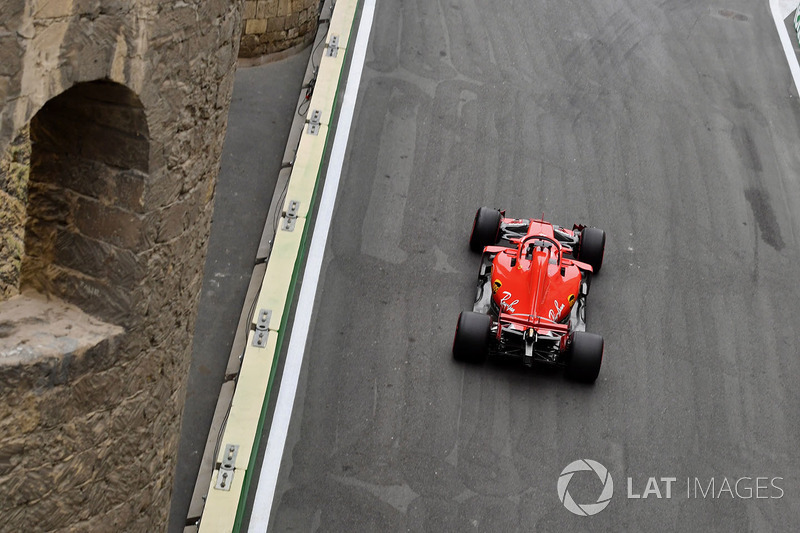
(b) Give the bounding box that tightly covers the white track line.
[246,0,377,530]
[770,0,800,94]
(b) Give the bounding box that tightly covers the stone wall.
[240,0,320,58]
[0,0,242,530]
[0,292,126,530]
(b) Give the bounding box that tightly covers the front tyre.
[452,311,491,363]
[565,331,603,383]
[578,227,606,273]
[469,207,502,252]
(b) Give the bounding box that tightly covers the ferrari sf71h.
[453,207,606,383]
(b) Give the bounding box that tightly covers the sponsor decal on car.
[548,300,566,321]
[492,279,502,293]
[499,291,519,313]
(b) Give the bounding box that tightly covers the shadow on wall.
[21,80,150,327]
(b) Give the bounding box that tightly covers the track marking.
[770,0,800,94]
[246,0,377,530]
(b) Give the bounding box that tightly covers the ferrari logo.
[492,279,502,293]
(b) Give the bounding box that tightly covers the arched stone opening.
[21,79,150,325]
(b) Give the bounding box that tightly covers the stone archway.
[22,80,149,325]
[0,81,154,529]
[0,0,242,527]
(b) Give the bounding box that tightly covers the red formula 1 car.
[452,207,606,383]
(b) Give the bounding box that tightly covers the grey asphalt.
[168,49,310,533]
[265,0,800,531]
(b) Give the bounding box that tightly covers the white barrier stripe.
[246,0,377,530]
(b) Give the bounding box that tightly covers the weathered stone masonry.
[0,126,29,301]
[0,0,242,530]
[239,0,321,58]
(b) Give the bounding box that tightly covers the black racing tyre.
[565,331,603,383]
[577,227,606,273]
[469,207,502,252]
[452,312,491,363]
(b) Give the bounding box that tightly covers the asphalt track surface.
[267,1,800,530]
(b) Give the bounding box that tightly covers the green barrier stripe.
[229,1,365,531]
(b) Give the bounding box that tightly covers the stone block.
[73,196,147,251]
[0,192,24,300]
[47,267,134,326]
[31,153,106,199]
[215,43,234,77]
[25,181,69,223]
[255,0,269,19]
[76,97,149,139]
[267,16,284,32]
[298,8,309,24]
[21,218,57,274]
[54,229,142,289]
[148,4,199,42]
[0,439,24,476]
[145,181,208,245]
[111,169,147,213]
[245,18,267,35]
[33,0,77,19]
[244,1,257,19]
[0,36,22,80]
[144,169,183,209]
[239,33,259,56]
[284,13,298,30]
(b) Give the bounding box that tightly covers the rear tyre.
[565,331,603,383]
[470,207,502,252]
[578,227,606,273]
[452,312,491,363]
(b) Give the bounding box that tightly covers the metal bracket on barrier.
[307,109,322,135]
[281,200,300,232]
[252,308,272,347]
[214,444,239,491]
[256,308,272,331]
[326,34,340,57]
[251,329,269,348]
